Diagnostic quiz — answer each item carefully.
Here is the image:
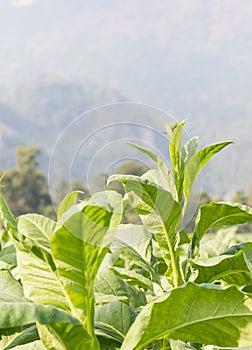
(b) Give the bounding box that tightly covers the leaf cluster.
[0,121,252,350]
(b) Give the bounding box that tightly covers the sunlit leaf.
[190,202,252,258]
[190,250,252,285]
[121,283,252,349]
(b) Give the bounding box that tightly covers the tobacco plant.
[0,120,252,350]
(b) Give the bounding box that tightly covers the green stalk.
[161,222,183,288]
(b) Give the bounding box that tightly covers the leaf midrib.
[133,310,251,350]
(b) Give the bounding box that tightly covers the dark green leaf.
[95,268,146,308]
[4,325,39,350]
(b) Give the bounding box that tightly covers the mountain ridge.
[0,77,251,199]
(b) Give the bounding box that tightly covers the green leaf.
[0,272,78,330]
[89,191,123,229]
[108,175,182,286]
[114,223,152,258]
[95,301,135,343]
[0,269,25,301]
[18,214,56,253]
[51,195,122,335]
[190,250,252,285]
[0,242,16,269]
[168,121,185,201]
[0,299,79,329]
[57,191,81,220]
[97,337,120,350]
[95,293,128,305]
[14,215,69,311]
[95,268,146,308]
[4,341,46,350]
[190,202,252,258]
[37,323,97,350]
[142,168,177,200]
[121,283,252,349]
[108,176,181,249]
[178,230,190,245]
[183,142,232,202]
[4,325,39,350]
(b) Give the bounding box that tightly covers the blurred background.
[0,0,251,221]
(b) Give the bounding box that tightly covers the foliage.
[0,120,252,350]
[0,146,53,218]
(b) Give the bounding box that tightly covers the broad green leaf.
[4,325,39,350]
[18,214,56,253]
[0,273,78,330]
[108,176,181,251]
[0,242,16,269]
[190,250,252,285]
[57,191,81,220]
[112,266,153,290]
[13,215,68,310]
[121,283,252,349]
[16,246,69,310]
[166,120,185,201]
[95,301,135,343]
[95,268,146,308]
[37,322,97,350]
[51,195,122,334]
[0,299,79,329]
[183,142,232,202]
[0,269,25,301]
[190,202,252,258]
[108,175,182,286]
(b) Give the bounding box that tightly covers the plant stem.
[162,222,182,288]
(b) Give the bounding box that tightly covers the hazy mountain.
[0,1,251,197]
[0,77,251,199]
